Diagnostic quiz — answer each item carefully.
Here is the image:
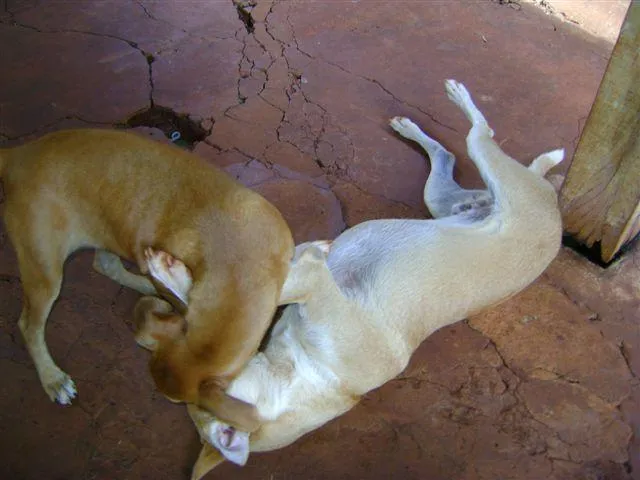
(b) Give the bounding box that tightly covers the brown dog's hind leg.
[4,210,76,404]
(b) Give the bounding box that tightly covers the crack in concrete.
[618,341,638,380]
[130,0,238,42]
[0,115,114,142]
[1,16,156,113]
[218,0,355,235]
[470,320,635,467]
[280,10,459,134]
[224,0,354,185]
[0,12,219,147]
[132,0,154,21]
[233,0,256,34]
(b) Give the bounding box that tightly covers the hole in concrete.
[234,0,256,33]
[123,105,209,149]
[562,233,638,269]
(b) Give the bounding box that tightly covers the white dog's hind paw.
[445,79,494,137]
[144,247,193,304]
[389,116,421,140]
[44,371,77,405]
[444,79,471,106]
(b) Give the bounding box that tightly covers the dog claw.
[45,372,77,405]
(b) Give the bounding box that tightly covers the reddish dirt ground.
[0,1,637,479]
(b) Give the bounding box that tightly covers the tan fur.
[0,129,294,431]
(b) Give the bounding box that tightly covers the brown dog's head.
[150,347,261,431]
[149,337,198,402]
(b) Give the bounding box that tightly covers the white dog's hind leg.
[445,79,551,216]
[389,116,492,218]
[445,80,494,137]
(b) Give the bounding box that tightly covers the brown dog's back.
[0,129,294,431]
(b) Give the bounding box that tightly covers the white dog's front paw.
[43,370,77,405]
[389,116,421,140]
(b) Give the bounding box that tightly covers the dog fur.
[0,129,294,431]
[142,79,565,477]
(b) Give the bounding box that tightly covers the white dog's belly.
[327,219,443,298]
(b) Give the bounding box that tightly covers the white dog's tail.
[528,149,564,178]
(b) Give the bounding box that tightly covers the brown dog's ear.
[133,296,184,351]
[198,381,261,433]
[191,444,225,480]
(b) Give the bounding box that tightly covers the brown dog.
[0,129,294,431]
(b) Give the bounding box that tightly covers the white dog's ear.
[279,240,332,305]
[291,240,332,262]
[206,422,250,466]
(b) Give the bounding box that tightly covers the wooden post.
[559,0,640,263]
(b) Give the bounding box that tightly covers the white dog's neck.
[226,304,344,422]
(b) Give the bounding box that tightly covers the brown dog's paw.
[43,369,77,405]
[145,248,193,304]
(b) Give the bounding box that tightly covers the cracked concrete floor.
[0,0,638,479]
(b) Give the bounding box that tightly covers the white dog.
[142,79,564,478]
